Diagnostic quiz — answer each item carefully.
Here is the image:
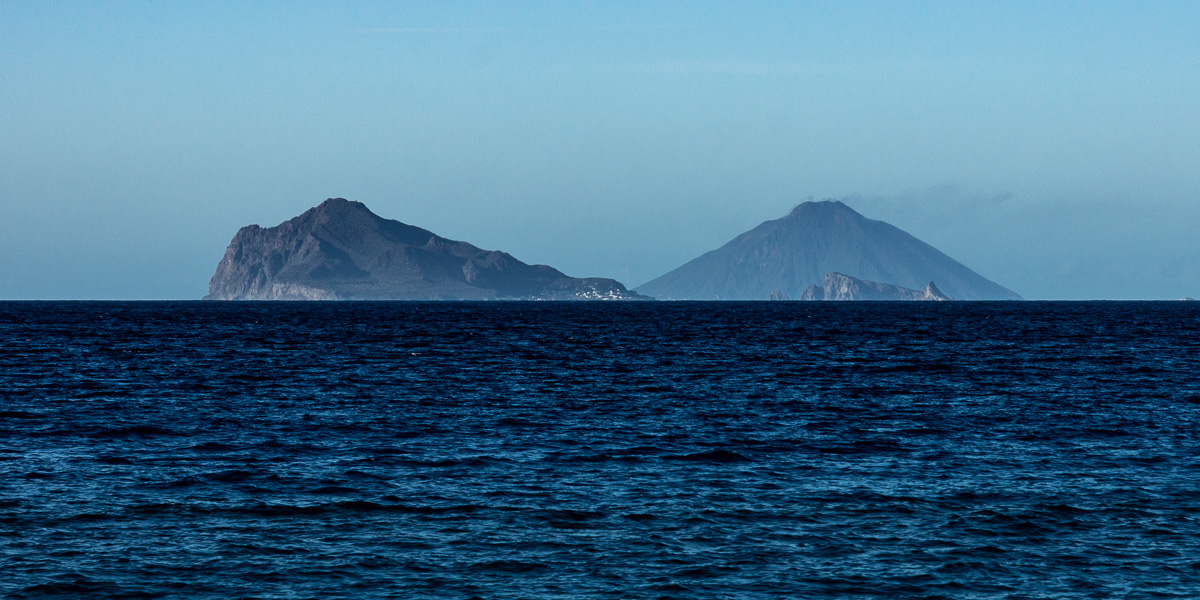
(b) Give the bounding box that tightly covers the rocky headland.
[205,199,649,301]
[799,272,952,301]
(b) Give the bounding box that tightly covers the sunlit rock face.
[799,272,952,301]
[205,198,648,301]
[636,200,1021,300]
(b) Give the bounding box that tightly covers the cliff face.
[206,199,648,300]
[799,272,951,301]
[636,200,1021,300]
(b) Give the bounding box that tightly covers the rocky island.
[205,199,649,300]
[636,200,1021,300]
[799,272,952,301]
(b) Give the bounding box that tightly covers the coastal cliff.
[206,199,648,301]
[799,272,952,301]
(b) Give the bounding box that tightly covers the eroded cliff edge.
[205,199,649,300]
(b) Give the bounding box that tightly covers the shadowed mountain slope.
[206,199,647,300]
[636,200,1021,300]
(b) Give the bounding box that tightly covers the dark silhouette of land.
[206,199,648,300]
[637,200,1021,300]
[799,272,952,301]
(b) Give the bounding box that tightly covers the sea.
[2,301,1199,599]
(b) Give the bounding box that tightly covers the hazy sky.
[3,2,1198,299]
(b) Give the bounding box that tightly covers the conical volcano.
[636,200,1021,300]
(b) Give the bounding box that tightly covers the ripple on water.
[1,301,1199,598]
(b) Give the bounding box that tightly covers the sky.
[2,1,1198,300]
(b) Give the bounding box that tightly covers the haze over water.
[2,3,1199,300]
[4,4,1200,598]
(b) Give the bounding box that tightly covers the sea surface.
[2,301,1199,599]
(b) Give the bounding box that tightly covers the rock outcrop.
[635,200,1021,300]
[799,272,952,301]
[205,198,649,300]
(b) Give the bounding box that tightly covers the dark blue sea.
[2,301,1199,599]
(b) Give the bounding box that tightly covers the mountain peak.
[312,197,371,214]
[924,281,949,300]
[787,199,854,217]
[206,199,648,301]
[636,198,1021,300]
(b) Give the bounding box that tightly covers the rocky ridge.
[799,272,952,301]
[205,199,648,301]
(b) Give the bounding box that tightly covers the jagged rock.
[636,200,1021,300]
[205,198,650,300]
[799,272,952,301]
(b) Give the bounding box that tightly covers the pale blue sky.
[2,1,1198,299]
